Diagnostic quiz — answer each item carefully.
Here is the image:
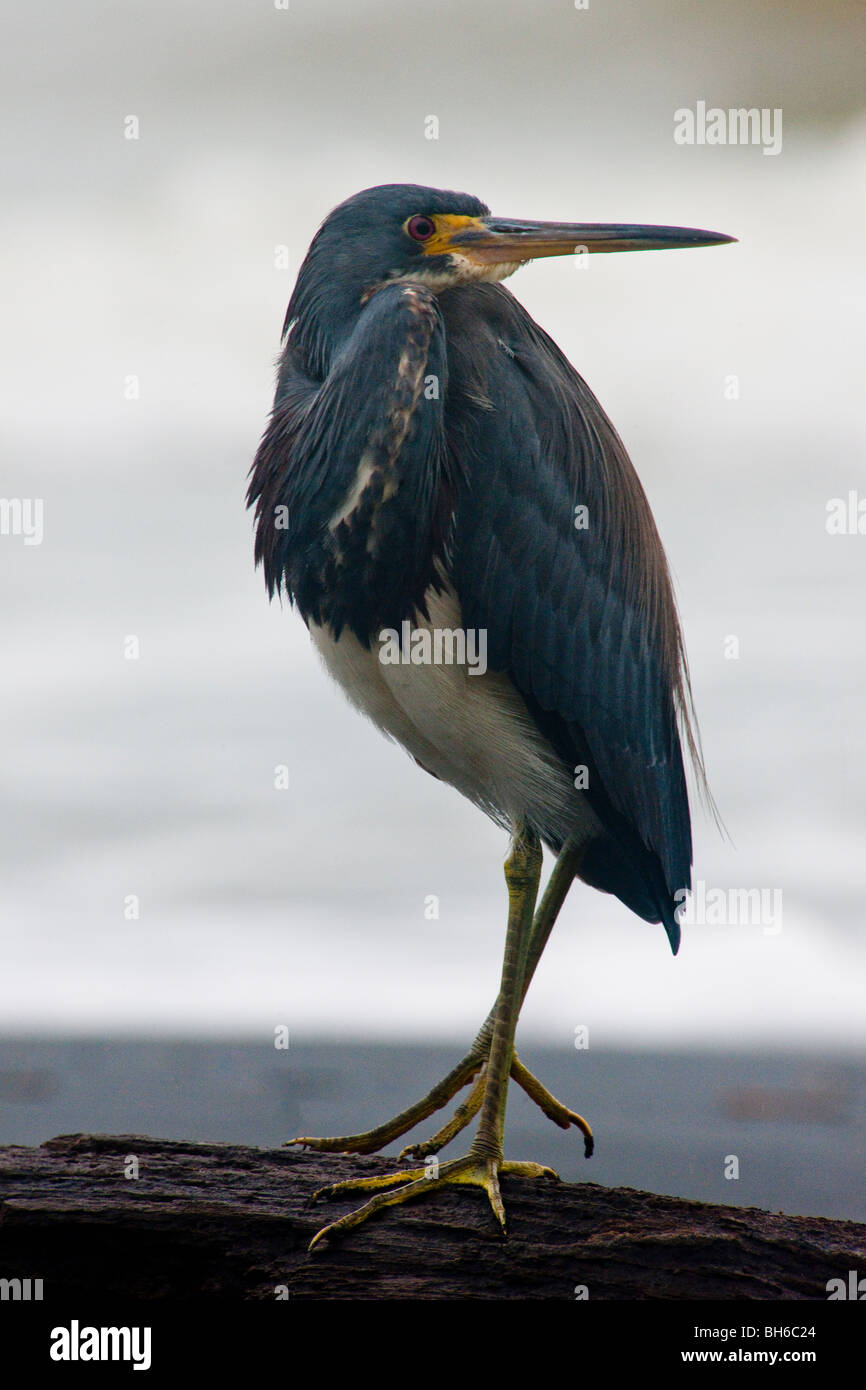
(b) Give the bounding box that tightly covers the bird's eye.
[406,215,436,242]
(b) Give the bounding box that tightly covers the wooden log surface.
[1,1134,864,1300]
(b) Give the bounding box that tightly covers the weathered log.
[0,1134,863,1300]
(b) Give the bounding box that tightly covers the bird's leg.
[509,830,595,1150]
[400,831,593,1158]
[464,825,541,1159]
[286,832,592,1159]
[308,827,559,1248]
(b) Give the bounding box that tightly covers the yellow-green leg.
[307,827,559,1248]
[288,830,593,1163]
[398,831,593,1159]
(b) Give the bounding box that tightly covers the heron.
[248,183,733,1250]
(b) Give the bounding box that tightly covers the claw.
[307,1153,558,1251]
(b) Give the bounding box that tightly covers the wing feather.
[442,284,700,900]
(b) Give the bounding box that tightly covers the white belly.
[309,583,601,847]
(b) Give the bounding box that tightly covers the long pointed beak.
[447,217,736,264]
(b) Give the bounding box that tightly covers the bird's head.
[284,182,734,374]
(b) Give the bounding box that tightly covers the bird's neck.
[283,263,367,382]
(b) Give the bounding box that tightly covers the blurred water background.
[1,1,864,1221]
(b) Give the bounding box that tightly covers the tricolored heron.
[248,183,733,1249]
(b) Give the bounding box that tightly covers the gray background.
[1,1,864,1221]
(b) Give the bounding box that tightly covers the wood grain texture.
[1,1134,863,1301]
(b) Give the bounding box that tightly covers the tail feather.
[571,829,682,955]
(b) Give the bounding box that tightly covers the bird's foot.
[511,1054,594,1157]
[286,1049,592,1159]
[307,1149,558,1251]
[399,1052,594,1160]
